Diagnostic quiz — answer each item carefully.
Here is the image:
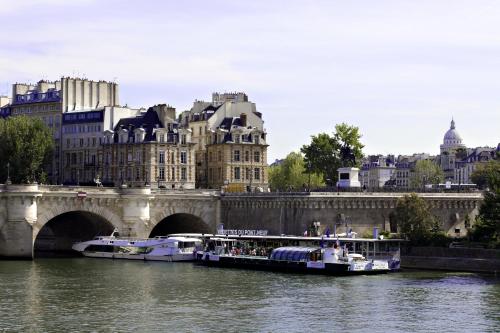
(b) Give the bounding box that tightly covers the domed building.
[440,119,466,154]
[439,119,467,180]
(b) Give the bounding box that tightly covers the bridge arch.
[34,210,116,256]
[149,202,215,237]
[33,201,122,256]
[149,213,211,237]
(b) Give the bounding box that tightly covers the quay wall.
[402,247,500,274]
[220,192,482,237]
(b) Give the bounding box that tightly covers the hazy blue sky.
[1,0,499,161]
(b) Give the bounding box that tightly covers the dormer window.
[235,135,240,143]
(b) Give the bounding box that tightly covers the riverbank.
[401,246,500,274]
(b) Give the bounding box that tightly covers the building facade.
[438,119,467,181]
[454,147,498,185]
[61,106,141,185]
[4,77,119,184]
[101,106,196,189]
[180,92,269,191]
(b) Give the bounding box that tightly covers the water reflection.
[0,259,498,332]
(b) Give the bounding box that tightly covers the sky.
[1,0,499,162]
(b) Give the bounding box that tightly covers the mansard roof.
[113,108,178,143]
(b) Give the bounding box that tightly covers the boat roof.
[165,236,202,242]
[271,246,319,253]
[169,233,404,242]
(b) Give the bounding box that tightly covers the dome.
[442,119,464,146]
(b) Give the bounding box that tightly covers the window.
[245,151,249,162]
[79,138,84,147]
[92,137,96,146]
[171,167,175,181]
[254,168,260,180]
[128,153,132,162]
[159,167,165,180]
[159,134,164,143]
[246,168,251,180]
[254,151,260,163]
[218,151,222,162]
[66,138,70,148]
[180,151,187,164]
[136,151,141,163]
[235,135,240,143]
[181,135,186,144]
[234,167,241,180]
[234,150,240,162]
[119,152,124,165]
[159,151,165,164]
[181,167,187,180]
[199,127,202,135]
[209,152,213,162]
[136,168,140,180]
[171,152,175,163]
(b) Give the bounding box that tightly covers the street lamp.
[6,162,11,185]
[307,161,311,191]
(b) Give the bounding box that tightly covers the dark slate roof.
[113,108,177,143]
[203,104,222,112]
[219,117,234,130]
[191,104,222,121]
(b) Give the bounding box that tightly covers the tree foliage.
[301,123,364,184]
[470,159,500,247]
[410,160,444,188]
[391,193,439,243]
[269,152,324,191]
[471,159,500,190]
[0,116,54,184]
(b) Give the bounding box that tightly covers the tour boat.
[72,234,202,262]
[170,233,401,275]
[198,243,391,275]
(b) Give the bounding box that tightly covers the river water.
[0,259,498,333]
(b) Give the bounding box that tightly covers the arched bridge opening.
[149,213,211,237]
[34,211,115,257]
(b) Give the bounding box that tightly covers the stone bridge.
[0,184,483,258]
[0,184,220,258]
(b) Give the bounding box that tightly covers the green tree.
[470,159,500,247]
[391,193,439,244]
[334,123,364,167]
[410,160,444,188]
[301,123,364,184]
[0,116,54,184]
[269,152,324,191]
[471,160,500,190]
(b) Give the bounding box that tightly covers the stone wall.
[220,192,482,237]
[402,247,500,273]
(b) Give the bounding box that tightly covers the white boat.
[72,233,202,262]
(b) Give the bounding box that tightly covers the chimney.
[240,113,247,127]
[153,104,176,127]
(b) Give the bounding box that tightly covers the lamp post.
[307,161,311,191]
[6,162,11,185]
